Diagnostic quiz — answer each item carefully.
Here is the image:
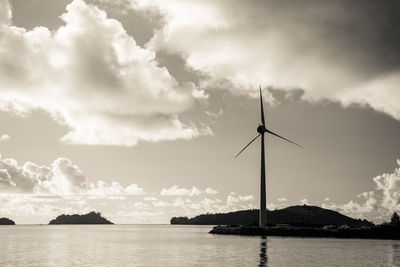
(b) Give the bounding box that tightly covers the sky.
[0,0,399,224]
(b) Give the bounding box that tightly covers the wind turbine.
[234,86,302,228]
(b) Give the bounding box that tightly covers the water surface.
[1,225,399,266]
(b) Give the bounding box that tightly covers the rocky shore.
[210,224,400,240]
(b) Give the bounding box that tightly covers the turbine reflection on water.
[258,236,268,267]
[392,243,400,266]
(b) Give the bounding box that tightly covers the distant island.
[49,211,113,225]
[171,205,373,227]
[0,217,15,225]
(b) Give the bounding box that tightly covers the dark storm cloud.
[132,0,400,119]
[269,0,400,76]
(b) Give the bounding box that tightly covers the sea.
[1,225,399,266]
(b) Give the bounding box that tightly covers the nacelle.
[257,124,266,133]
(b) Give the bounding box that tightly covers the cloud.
[267,203,278,211]
[0,155,145,197]
[160,185,217,196]
[0,154,250,223]
[0,154,150,223]
[167,193,255,217]
[205,109,223,118]
[113,209,165,224]
[139,192,256,219]
[0,0,208,146]
[0,0,11,25]
[2,155,399,223]
[226,192,254,206]
[133,201,149,209]
[133,0,400,120]
[144,196,158,201]
[152,200,170,207]
[0,134,10,142]
[160,160,400,223]
[160,185,200,196]
[299,198,309,205]
[204,187,218,194]
[321,159,400,222]
[0,194,62,217]
[322,197,378,221]
[372,160,400,213]
[86,181,145,199]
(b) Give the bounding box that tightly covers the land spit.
[210,225,400,240]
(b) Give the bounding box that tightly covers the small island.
[49,211,113,225]
[0,217,15,225]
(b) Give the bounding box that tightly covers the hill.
[170,205,373,227]
[49,211,113,225]
[0,217,15,225]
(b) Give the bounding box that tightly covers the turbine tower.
[234,86,302,228]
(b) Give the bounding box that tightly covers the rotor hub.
[257,124,266,133]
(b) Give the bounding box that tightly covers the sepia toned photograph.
[0,0,400,266]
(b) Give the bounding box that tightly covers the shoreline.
[209,225,400,240]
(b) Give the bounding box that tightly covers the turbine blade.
[260,86,265,125]
[234,133,261,158]
[266,129,303,148]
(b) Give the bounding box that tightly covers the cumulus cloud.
[0,155,145,197]
[0,153,259,223]
[267,203,278,211]
[204,187,218,194]
[322,197,378,221]
[322,159,400,222]
[0,194,68,218]
[0,153,247,223]
[138,191,256,219]
[133,201,149,209]
[373,160,400,213]
[143,196,158,201]
[156,160,400,223]
[226,192,254,206]
[0,154,151,223]
[151,200,170,207]
[0,0,208,146]
[0,134,10,142]
[0,0,11,25]
[165,192,255,217]
[160,185,217,196]
[161,185,200,196]
[132,0,400,120]
[86,181,145,199]
[299,198,309,205]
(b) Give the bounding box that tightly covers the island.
[0,217,15,225]
[49,211,113,225]
[171,205,400,240]
[171,205,372,227]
